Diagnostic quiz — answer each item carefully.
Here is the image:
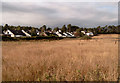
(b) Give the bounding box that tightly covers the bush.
[2,36,19,41]
[2,36,63,41]
[74,29,85,37]
[80,35,92,40]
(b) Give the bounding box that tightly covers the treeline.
[1,24,120,36]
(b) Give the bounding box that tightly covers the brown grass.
[2,34,118,81]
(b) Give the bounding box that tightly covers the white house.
[55,31,66,37]
[55,31,63,37]
[86,32,94,36]
[63,32,74,37]
[3,29,26,37]
[66,32,75,37]
[63,32,71,37]
[35,29,41,36]
[81,31,86,34]
[81,31,94,36]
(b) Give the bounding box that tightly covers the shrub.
[2,36,63,41]
[74,29,85,37]
[2,36,19,41]
[80,35,92,40]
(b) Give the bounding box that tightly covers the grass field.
[2,34,118,81]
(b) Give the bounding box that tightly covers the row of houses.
[81,31,94,36]
[1,29,94,37]
[2,29,31,37]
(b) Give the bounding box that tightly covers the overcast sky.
[1,1,118,28]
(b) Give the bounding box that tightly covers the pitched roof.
[45,32,50,35]
[23,30,31,35]
[9,29,26,36]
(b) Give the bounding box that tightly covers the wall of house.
[86,32,94,36]
[15,35,24,37]
[4,30,15,37]
[55,32,62,37]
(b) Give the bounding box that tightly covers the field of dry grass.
[2,34,118,81]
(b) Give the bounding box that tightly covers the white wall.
[4,30,15,37]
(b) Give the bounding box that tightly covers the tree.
[47,27,52,32]
[83,28,87,32]
[31,27,37,36]
[97,26,101,34]
[111,25,116,33]
[53,27,59,32]
[16,26,21,30]
[40,25,47,32]
[87,28,93,32]
[0,26,3,33]
[116,25,120,34]
[4,24,9,29]
[67,24,72,32]
[71,25,79,32]
[93,28,98,35]
[61,25,67,32]
[100,27,105,34]
[74,28,84,37]
[108,25,113,33]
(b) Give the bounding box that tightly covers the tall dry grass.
[2,34,118,81]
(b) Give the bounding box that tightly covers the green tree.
[41,25,47,32]
[97,26,101,34]
[74,28,84,37]
[67,24,72,32]
[16,26,21,30]
[108,26,112,33]
[61,25,67,32]
[71,25,79,32]
[47,27,52,32]
[4,24,9,30]
[93,28,98,35]
[31,27,37,36]
[53,27,59,32]
[116,25,120,34]
[83,28,87,32]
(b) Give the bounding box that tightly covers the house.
[22,30,31,37]
[81,31,87,34]
[63,32,71,37]
[45,32,54,36]
[3,29,26,37]
[36,29,41,36]
[55,31,66,37]
[66,32,75,37]
[55,30,75,37]
[86,32,94,36]
[63,32,74,37]
[81,31,94,36]
[55,31,63,37]
[38,32,48,36]
[52,33,58,37]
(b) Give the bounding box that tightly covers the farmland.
[2,34,118,81]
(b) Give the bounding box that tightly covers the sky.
[1,0,119,28]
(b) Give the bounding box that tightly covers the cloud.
[1,0,119,2]
[1,2,118,28]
